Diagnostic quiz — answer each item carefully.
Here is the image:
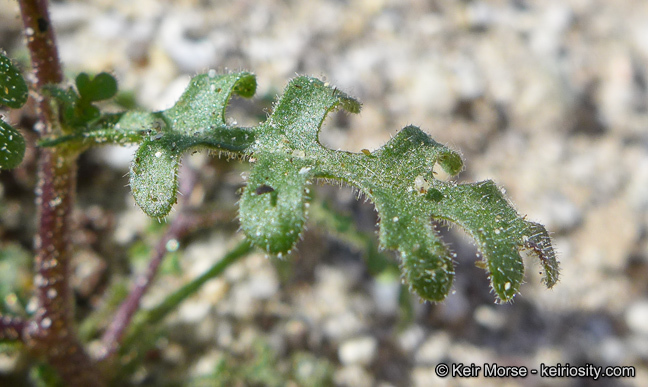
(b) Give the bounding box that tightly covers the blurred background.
[1,0,648,385]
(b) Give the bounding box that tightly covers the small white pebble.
[626,301,648,336]
[47,288,58,299]
[338,336,378,366]
[41,317,52,329]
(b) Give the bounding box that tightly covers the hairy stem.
[18,0,105,385]
[18,0,62,91]
[25,151,105,386]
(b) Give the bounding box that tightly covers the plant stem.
[120,239,253,351]
[26,151,106,386]
[100,164,198,360]
[18,0,105,385]
[146,239,253,325]
[17,0,62,90]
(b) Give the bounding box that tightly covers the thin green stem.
[121,239,253,351]
[38,128,145,149]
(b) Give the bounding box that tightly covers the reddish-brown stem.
[99,164,198,361]
[26,150,104,386]
[0,314,25,342]
[99,216,187,360]
[18,0,105,385]
[18,0,63,90]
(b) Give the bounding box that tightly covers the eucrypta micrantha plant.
[2,3,559,383]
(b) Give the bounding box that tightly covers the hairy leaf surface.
[129,72,256,217]
[0,52,28,109]
[42,71,558,302]
[0,52,27,169]
[0,120,26,169]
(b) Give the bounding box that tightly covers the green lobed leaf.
[76,72,118,102]
[164,71,256,136]
[34,68,554,301]
[130,137,180,218]
[119,71,557,302]
[236,76,556,302]
[239,158,309,255]
[129,72,256,218]
[0,120,26,170]
[0,52,28,109]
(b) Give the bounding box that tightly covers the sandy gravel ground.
[2,0,648,386]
